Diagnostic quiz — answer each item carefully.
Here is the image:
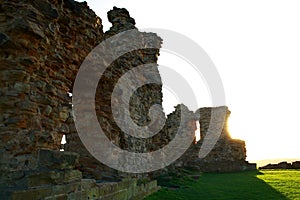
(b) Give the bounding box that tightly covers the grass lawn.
[145,170,300,200]
[257,170,300,200]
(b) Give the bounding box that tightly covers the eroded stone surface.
[0,1,255,199]
[150,106,256,175]
[0,0,103,176]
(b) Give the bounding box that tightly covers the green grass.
[257,170,300,200]
[145,170,300,200]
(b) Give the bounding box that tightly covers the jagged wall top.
[105,6,137,37]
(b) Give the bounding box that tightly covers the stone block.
[81,179,96,190]
[44,194,68,200]
[0,70,29,82]
[97,182,116,196]
[11,187,52,200]
[38,149,79,170]
[51,181,82,195]
[32,0,59,20]
[13,83,30,93]
[85,187,99,200]
[27,170,82,187]
[63,170,82,183]
[43,105,53,116]
[14,18,45,39]
[67,191,87,200]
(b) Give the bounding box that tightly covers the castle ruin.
[0,1,255,199]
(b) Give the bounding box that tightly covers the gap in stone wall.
[62,91,73,152]
[60,134,66,151]
[195,120,201,143]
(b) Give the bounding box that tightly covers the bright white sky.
[77,0,300,162]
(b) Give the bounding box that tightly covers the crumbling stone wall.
[259,161,300,170]
[196,106,246,162]
[1,2,163,199]
[65,7,164,180]
[151,104,196,151]
[184,106,256,172]
[150,106,255,175]
[0,1,255,198]
[0,0,103,187]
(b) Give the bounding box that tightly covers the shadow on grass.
[146,170,288,200]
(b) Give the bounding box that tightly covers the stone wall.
[64,6,164,180]
[0,0,103,187]
[196,106,246,162]
[1,2,163,199]
[149,106,255,176]
[0,1,256,199]
[5,155,159,200]
[259,161,300,170]
[149,106,255,174]
[184,106,256,172]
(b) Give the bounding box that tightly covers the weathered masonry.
[0,1,255,199]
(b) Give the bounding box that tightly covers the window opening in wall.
[60,134,66,151]
[195,120,201,143]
